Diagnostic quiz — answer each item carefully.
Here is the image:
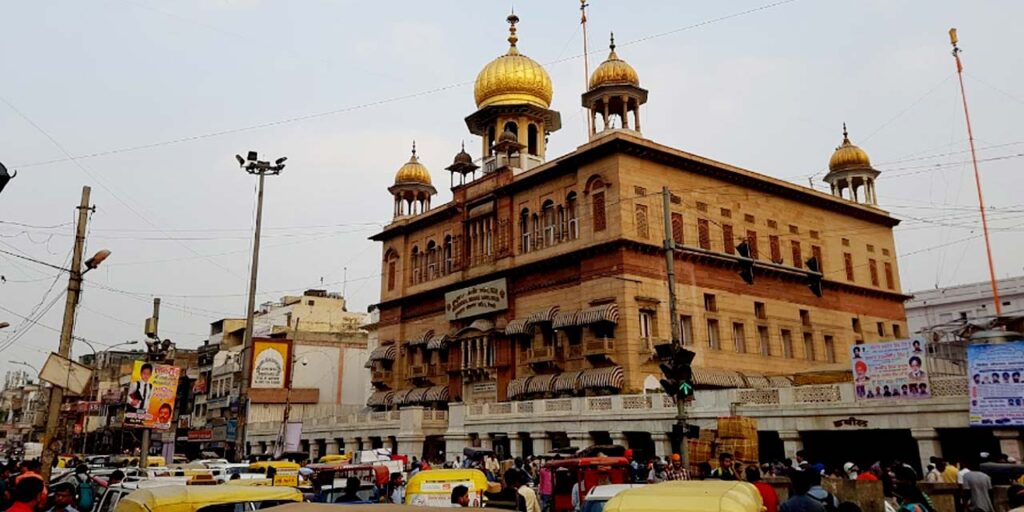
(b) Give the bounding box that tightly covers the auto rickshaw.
[308,463,389,502]
[602,481,763,512]
[248,461,302,486]
[113,485,304,512]
[548,457,631,512]
[405,469,495,507]
[317,454,350,464]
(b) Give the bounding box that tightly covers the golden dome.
[394,142,432,186]
[589,34,640,89]
[474,13,553,110]
[828,124,872,172]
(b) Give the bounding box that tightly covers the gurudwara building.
[247,13,1021,471]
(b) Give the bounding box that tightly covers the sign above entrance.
[445,278,508,321]
[833,416,869,428]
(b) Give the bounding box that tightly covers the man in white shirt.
[127,363,154,413]
[507,469,541,512]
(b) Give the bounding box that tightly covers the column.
[609,431,628,448]
[398,435,426,459]
[633,107,641,133]
[531,432,552,455]
[651,433,672,459]
[778,430,803,459]
[994,429,1023,463]
[479,434,493,451]
[621,96,630,129]
[509,434,524,459]
[325,439,339,456]
[603,101,609,130]
[567,431,592,451]
[911,428,942,474]
[444,434,472,465]
[309,440,321,460]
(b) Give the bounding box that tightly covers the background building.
[906,275,1024,334]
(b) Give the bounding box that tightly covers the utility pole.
[40,186,92,481]
[234,151,286,461]
[661,186,689,466]
[949,28,1001,315]
[580,0,593,137]
[139,298,160,469]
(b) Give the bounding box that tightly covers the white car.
[92,479,190,512]
[582,484,645,512]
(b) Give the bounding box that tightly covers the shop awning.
[366,390,394,407]
[527,306,560,325]
[552,310,580,329]
[365,344,397,368]
[692,367,746,388]
[426,333,450,351]
[406,387,429,404]
[526,373,557,395]
[504,318,532,336]
[392,388,415,405]
[407,330,434,347]
[577,303,619,326]
[552,371,583,393]
[507,376,532,400]
[424,385,449,402]
[580,366,624,391]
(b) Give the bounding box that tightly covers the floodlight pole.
[40,186,93,481]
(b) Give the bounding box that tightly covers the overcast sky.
[2,0,1023,374]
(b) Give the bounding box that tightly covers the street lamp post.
[234,151,286,461]
[40,186,111,480]
[9,361,39,374]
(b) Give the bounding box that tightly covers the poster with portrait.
[851,338,930,401]
[968,343,1024,427]
[124,361,181,430]
[251,338,291,389]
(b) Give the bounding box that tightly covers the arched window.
[566,192,579,239]
[410,246,420,284]
[542,200,556,246]
[443,235,453,275]
[520,209,531,253]
[503,121,519,138]
[384,249,399,291]
[527,124,539,155]
[590,181,607,232]
[426,240,437,279]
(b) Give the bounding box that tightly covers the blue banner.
[968,343,1024,427]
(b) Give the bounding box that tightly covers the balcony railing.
[527,346,555,363]
[372,370,392,382]
[585,337,614,354]
[408,365,426,378]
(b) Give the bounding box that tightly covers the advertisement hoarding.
[251,339,291,389]
[124,361,181,430]
[968,343,1024,426]
[851,338,930,400]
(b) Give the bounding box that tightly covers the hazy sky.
[2,0,1023,374]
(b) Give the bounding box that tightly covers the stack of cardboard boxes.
[715,416,760,467]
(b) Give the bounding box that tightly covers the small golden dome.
[394,142,432,186]
[474,13,553,109]
[589,33,640,89]
[829,124,872,172]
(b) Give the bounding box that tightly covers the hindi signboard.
[445,278,508,321]
[124,361,180,430]
[968,343,1024,427]
[851,338,930,400]
[251,339,291,389]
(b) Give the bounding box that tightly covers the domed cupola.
[465,12,562,170]
[582,33,648,139]
[823,124,881,207]
[388,141,437,219]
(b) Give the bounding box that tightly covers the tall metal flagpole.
[949,28,1002,315]
[581,0,593,136]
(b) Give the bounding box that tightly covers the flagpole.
[949,28,1002,315]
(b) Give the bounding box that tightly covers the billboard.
[124,361,181,430]
[445,278,508,321]
[251,339,291,389]
[851,338,930,400]
[968,343,1024,426]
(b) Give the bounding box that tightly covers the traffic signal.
[660,346,696,400]
[736,241,754,285]
[806,256,823,297]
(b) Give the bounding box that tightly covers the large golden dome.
[474,14,553,110]
[829,124,872,172]
[589,34,640,89]
[394,143,432,186]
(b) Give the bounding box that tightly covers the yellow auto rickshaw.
[317,454,350,464]
[248,461,302,487]
[602,481,763,512]
[113,485,303,512]
[404,469,494,507]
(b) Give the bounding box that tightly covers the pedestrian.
[960,460,993,512]
[842,463,859,480]
[8,476,47,512]
[506,469,541,512]
[924,459,941,483]
[746,466,778,512]
[336,477,362,503]
[538,465,553,512]
[891,466,935,512]
[72,465,96,512]
[14,461,41,485]
[387,472,405,504]
[709,453,738,481]
[780,471,825,512]
[449,485,470,508]
[47,483,79,512]
[1007,484,1024,512]
[938,459,959,484]
[805,471,839,511]
[665,454,690,481]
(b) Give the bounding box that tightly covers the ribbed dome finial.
[507,11,520,53]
